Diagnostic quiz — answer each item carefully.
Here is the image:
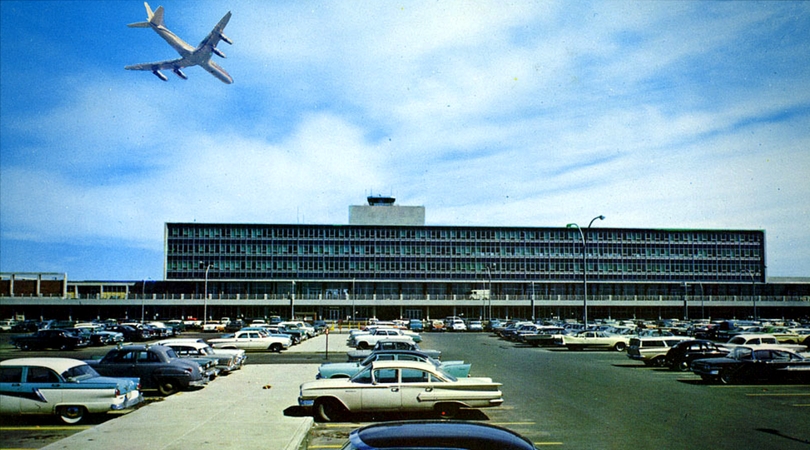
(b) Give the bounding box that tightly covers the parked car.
[0,357,142,424]
[347,340,441,361]
[720,333,807,352]
[349,328,419,349]
[85,344,207,395]
[154,338,247,368]
[154,339,242,375]
[207,330,290,352]
[0,319,19,331]
[318,350,470,379]
[626,336,692,366]
[408,319,424,332]
[664,339,730,371]
[298,360,503,422]
[11,329,89,351]
[445,317,467,332]
[467,320,484,332]
[341,420,538,450]
[691,345,810,384]
[106,325,149,342]
[521,326,566,347]
[560,331,629,351]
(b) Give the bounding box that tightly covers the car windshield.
[62,364,100,381]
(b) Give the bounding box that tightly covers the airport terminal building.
[2,198,808,322]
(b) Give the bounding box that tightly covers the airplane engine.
[152,70,168,81]
[173,68,188,80]
[212,47,226,58]
[220,33,233,45]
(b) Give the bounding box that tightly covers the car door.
[0,366,25,415]
[100,350,139,378]
[399,368,434,411]
[360,368,401,411]
[19,366,63,414]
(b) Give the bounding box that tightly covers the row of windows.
[167,258,761,279]
[168,224,762,245]
[167,243,762,259]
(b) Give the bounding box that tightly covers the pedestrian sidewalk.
[42,334,356,450]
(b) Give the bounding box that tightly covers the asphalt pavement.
[41,331,353,450]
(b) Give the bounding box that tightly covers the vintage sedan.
[664,339,729,371]
[86,344,207,395]
[155,339,245,374]
[0,357,142,424]
[298,360,503,422]
[560,331,629,351]
[208,330,290,352]
[318,350,470,379]
[347,340,441,362]
[691,345,810,384]
[341,420,538,450]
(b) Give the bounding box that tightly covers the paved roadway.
[305,332,810,450]
[2,331,810,449]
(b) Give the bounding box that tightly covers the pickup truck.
[207,330,290,352]
[349,328,416,350]
[11,329,89,351]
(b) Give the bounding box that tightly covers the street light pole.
[567,215,604,328]
[200,262,213,325]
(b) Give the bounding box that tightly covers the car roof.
[0,357,85,372]
[369,360,435,370]
[350,420,535,450]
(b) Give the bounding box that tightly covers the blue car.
[342,420,537,450]
[0,357,142,424]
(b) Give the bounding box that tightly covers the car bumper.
[187,378,209,388]
[111,391,144,410]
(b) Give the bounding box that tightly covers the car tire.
[676,360,690,372]
[435,403,460,419]
[269,343,282,352]
[58,405,86,425]
[651,356,666,367]
[20,343,31,351]
[613,342,627,352]
[357,342,370,350]
[158,379,180,396]
[314,398,346,422]
[719,370,735,385]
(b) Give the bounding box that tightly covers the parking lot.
[2,329,810,449]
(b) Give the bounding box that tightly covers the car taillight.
[115,388,121,396]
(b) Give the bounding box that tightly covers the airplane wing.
[124,57,195,71]
[197,11,233,50]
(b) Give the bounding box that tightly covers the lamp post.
[566,215,604,328]
[200,262,213,325]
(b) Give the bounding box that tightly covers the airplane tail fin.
[127,2,165,28]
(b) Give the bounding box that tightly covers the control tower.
[349,196,425,226]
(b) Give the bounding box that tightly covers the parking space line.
[746,393,810,397]
[534,442,564,446]
[0,426,92,431]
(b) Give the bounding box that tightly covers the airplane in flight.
[125,2,233,84]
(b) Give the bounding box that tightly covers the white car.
[561,331,630,352]
[298,360,503,422]
[0,357,142,424]
[207,330,290,352]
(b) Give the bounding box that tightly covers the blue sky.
[1,1,809,280]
